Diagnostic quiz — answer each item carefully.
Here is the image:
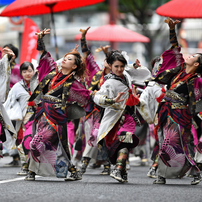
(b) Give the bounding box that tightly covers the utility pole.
[109,0,118,50]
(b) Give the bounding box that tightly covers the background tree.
[118,0,169,64]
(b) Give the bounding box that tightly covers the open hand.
[164,17,180,29]
[114,92,125,103]
[95,45,110,54]
[80,26,90,38]
[35,28,50,38]
[134,59,141,69]
[73,44,79,52]
[3,47,15,61]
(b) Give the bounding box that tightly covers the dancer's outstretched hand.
[95,45,110,54]
[133,59,141,69]
[80,26,90,38]
[35,28,50,38]
[3,47,15,62]
[114,92,125,103]
[73,44,79,52]
[164,17,180,29]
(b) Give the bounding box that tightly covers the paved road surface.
[0,156,201,202]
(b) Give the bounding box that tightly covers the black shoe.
[153,176,166,184]
[191,174,201,185]
[110,169,127,183]
[80,163,87,175]
[100,166,110,175]
[64,170,82,181]
[24,172,35,181]
[88,163,101,169]
[196,163,202,171]
[4,160,21,167]
[121,170,128,183]
[17,168,28,176]
[147,167,157,178]
[80,157,90,175]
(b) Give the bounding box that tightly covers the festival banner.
[20,18,39,64]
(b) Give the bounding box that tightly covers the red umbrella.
[0,0,104,17]
[0,0,105,59]
[75,24,150,43]
[156,0,202,18]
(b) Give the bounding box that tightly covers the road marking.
[0,176,41,184]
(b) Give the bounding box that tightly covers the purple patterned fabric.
[30,115,59,163]
[0,123,1,138]
[43,102,69,125]
[159,120,197,172]
[158,102,199,177]
[117,114,136,135]
[105,114,139,164]
[67,121,75,155]
[194,77,202,101]
[87,109,100,147]
[68,80,92,106]
[37,52,56,83]
[85,53,100,87]
[22,120,33,156]
[10,64,22,88]
[152,46,184,78]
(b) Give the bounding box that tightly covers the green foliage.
[119,0,169,24]
[118,0,170,61]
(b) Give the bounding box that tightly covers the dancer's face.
[61,54,77,74]
[21,66,34,83]
[185,54,200,74]
[110,60,125,77]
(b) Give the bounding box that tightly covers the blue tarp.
[0,0,15,6]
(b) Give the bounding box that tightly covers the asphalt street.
[0,156,201,202]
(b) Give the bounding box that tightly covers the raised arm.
[1,47,16,63]
[35,28,50,58]
[33,29,57,83]
[80,27,91,58]
[95,45,110,57]
[164,17,180,49]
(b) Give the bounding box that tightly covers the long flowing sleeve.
[0,55,11,103]
[37,52,57,83]
[137,82,164,124]
[3,81,30,120]
[81,34,100,87]
[68,79,93,107]
[170,27,178,49]
[85,54,101,87]
[152,26,184,80]
[124,65,151,86]
[94,79,128,110]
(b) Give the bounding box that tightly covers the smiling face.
[21,66,34,83]
[110,60,125,77]
[61,54,77,74]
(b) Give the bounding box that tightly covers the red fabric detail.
[156,87,165,103]
[50,71,72,91]
[153,125,159,141]
[104,120,120,147]
[16,125,24,146]
[28,101,35,106]
[28,91,35,106]
[125,89,139,106]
